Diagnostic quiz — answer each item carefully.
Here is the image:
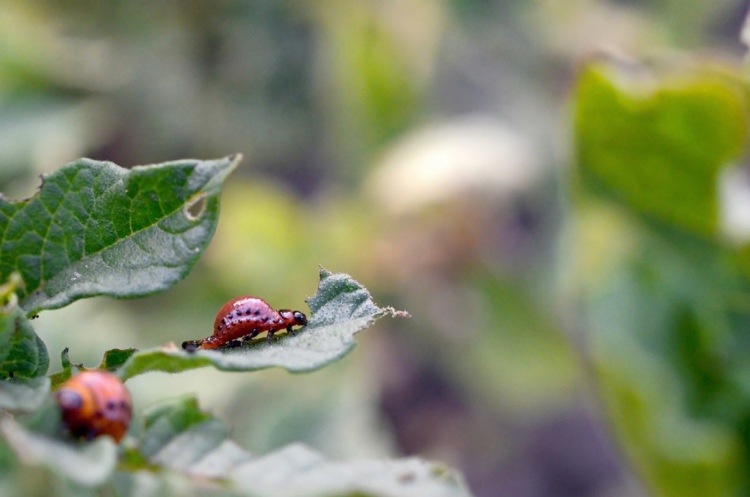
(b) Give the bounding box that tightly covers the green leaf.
[115,268,407,381]
[230,444,471,497]
[48,347,137,390]
[0,416,118,487]
[0,275,48,379]
[585,235,744,497]
[97,348,138,372]
[0,155,241,314]
[574,63,748,237]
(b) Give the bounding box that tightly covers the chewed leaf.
[48,347,138,390]
[115,268,407,380]
[574,63,747,237]
[0,155,240,314]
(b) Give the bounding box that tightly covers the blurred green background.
[2,1,749,496]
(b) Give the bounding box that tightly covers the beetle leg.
[267,330,276,344]
[287,325,296,336]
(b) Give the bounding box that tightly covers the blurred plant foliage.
[0,157,465,497]
[573,58,750,497]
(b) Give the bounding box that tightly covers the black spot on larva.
[261,316,269,323]
[217,325,223,331]
[254,309,261,315]
[106,400,116,411]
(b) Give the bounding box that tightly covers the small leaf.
[0,416,117,486]
[0,155,241,314]
[115,269,407,380]
[97,348,138,372]
[48,347,78,389]
[48,347,137,390]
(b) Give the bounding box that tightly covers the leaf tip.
[317,265,333,280]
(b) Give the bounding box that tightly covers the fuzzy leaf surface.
[116,269,407,380]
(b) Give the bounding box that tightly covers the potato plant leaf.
[115,268,407,380]
[0,155,241,314]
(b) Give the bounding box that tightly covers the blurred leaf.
[587,236,744,497]
[137,396,251,478]
[0,416,117,487]
[574,62,748,237]
[0,155,241,314]
[116,268,407,380]
[134,396,470,497]
[0,377,49,413]
[0,274,48,379]
[230,443,471,497]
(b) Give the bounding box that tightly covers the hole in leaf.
[185,193,207,221]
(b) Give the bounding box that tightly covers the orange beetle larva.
[55,370,132,442]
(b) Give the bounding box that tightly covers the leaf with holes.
[0,155,241,314]
[115,269,408,380]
